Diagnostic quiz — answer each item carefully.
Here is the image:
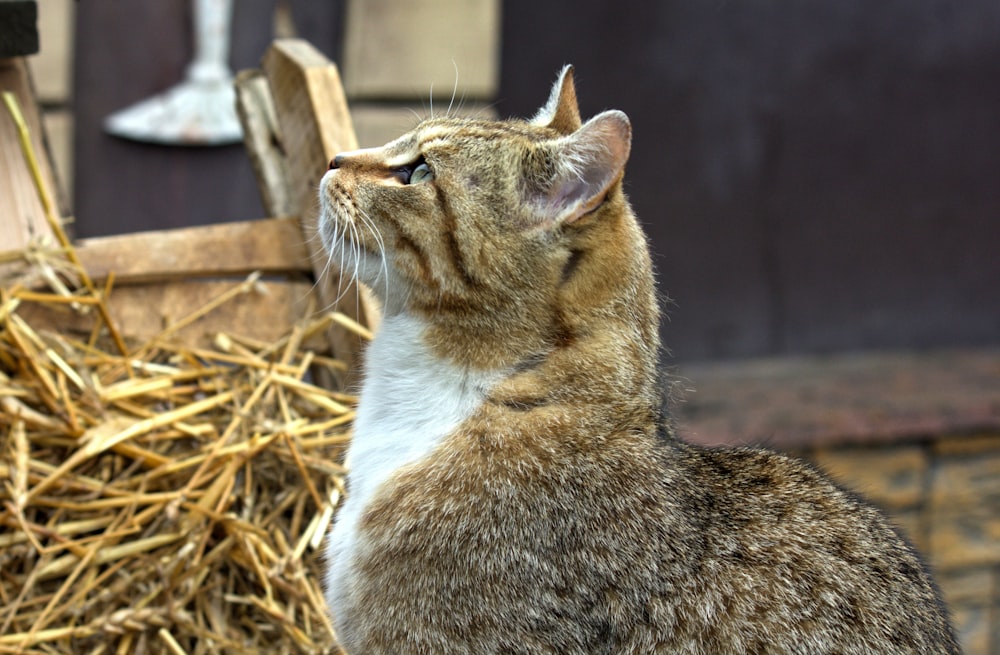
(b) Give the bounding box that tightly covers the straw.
[1,77,355,655]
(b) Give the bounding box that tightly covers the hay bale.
[0,264,356,653]
[1,74,354,655]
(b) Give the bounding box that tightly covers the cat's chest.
[346,315,492,500]
[324,315,495,615]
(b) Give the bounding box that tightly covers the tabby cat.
[318,67,959,654]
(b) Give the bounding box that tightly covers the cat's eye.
[410,162,434,184]
[396,157,434,185]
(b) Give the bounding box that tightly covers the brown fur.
[318,67,959,654]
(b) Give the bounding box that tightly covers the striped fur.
[317,68,958,654]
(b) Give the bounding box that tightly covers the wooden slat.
[259,39,377,380]
[0,57,59,255]
[234,69,296,219]
[16,278,321,351]
[73,217,310,284]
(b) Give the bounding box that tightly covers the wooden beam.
[258,39,378,381]
[16,278,322,352]
[4,217,311,289]
[261,39,357,214]
[234,69,296,219]
[74,217,311,284]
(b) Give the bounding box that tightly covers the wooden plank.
[16,278,322,351]
[677,350,1000,449]
[0,0,39,57]
[260,39,377,381]
[73,217,311,284]
[234,69,296,218]
[0,57,58,255]
[342,0,500,100]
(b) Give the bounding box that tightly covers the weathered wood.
[233,70,296,218]
[0,0,38,57]
[16,278,322,351]
[677,350,1000,449]
[259,39,377,380]
[0,57,58,255]
[261,40,358,213]
[74,217,311,284]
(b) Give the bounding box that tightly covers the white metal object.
[104,0,242,146]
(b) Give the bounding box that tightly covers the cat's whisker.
[406,107,424,124]
[356,206,390,299]
[308,221,337,302]
[335,230,355,307]
[319,219,348,311]
[447,61,460,118]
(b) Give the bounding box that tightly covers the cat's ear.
[533,110,632,226]
[531,65,583,135]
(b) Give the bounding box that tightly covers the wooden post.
[233,69,296,219]
[243,39,378,384]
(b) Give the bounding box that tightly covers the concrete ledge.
[675,349,1000,449]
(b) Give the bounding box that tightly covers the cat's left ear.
[534,110,632,226]
[531,65,583,135]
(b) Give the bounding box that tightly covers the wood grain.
[260,39,377,380]
[73,216,311,284]
[16,278,321,351]
[0,57,59,255]
[234,70,296,219]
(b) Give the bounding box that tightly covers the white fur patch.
[324,314,495,629]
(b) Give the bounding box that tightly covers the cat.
[318,66,959,654]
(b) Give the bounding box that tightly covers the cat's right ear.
[530,110,632,227]
[531,65,583,135]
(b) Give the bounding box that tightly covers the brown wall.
[72,1,344,237]
[500,1,1000,362]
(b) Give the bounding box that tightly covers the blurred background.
[23,2,1000,651]
[34,0,999,363]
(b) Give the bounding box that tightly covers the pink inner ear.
[548,111,632,224]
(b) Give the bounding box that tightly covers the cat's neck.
[350,314,498,499]
[367,209,664,436]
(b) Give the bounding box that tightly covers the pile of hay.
[0,254,356,653]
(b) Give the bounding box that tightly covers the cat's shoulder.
[673,439,882,519]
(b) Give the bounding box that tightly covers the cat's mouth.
[319,193,384,264]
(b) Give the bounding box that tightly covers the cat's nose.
[328,155,344,170]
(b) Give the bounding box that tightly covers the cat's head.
[319,67,654,368]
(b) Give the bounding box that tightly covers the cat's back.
[660,442,959,653]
